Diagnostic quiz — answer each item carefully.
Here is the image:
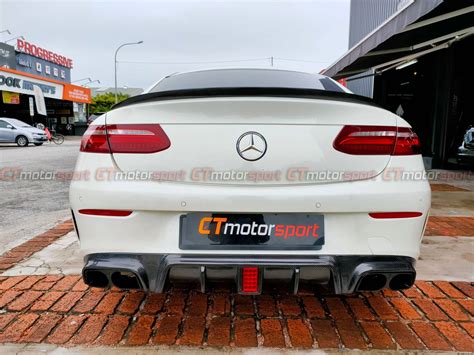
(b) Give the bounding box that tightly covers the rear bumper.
[82,253,416,295]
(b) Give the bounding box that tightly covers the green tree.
[90,92,129,113]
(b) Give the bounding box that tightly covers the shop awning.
[322,0,474,79]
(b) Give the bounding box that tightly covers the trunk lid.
[106,97,397,185]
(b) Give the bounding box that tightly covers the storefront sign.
[0,43,16,70]
[16,53,71,83]
[63,84,92,103]
[0,71,63,99]
[17,39,73,68]
[2,91,20,104]
[0,67,91,104]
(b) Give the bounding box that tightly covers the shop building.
[323,0,473,169]
[0,39,91,135]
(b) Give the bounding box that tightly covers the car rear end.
[70,69,430,295]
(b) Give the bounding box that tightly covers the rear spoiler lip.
[111,87,381,110]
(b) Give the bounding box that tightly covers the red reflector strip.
[241,267,259,293]
[369,212,423,219]
[78,209,132,217]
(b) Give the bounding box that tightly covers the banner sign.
[0,67,90,103]
[2,91,20,104]
[0,43,16,70]
[0,70,63,99]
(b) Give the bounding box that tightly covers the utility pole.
[270,56,274,67]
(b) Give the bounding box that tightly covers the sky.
[0,0,350,89]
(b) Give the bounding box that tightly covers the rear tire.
[16,135,28,147]
[34,143,43,146]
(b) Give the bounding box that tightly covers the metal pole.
[114,41,143,104]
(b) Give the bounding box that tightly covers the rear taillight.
[333,125,420,155]
[80,125,109,153]
[80,124,171,154]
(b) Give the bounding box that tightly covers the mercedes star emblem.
[236,131,267,161]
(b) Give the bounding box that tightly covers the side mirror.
[6,125,14,129]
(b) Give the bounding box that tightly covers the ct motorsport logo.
[198,216,320,239]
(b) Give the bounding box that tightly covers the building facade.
[0,39,91,135]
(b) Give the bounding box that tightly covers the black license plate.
[179,213,324,250]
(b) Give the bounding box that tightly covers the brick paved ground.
[0,276,472,351]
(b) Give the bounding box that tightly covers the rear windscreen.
[150,69,348,93]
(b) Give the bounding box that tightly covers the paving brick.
[0,276,26,290]
[335,319,367,349]
[301,296,325,319]
[260,318,286,347]
[325,298,351,320]
[234,294,254,315]
[51,292,84,313]
[256,295,277,317]
[311,319,339,349]
[94,315,130,345]
[32,275,63,291]
[0,314,16,331]
[460,322,474,338]
[46,315,87,344]
[52,275,81,291]
[151,315,181,345]
[187,292,208,316]
[385,321,425,350]
[410,321,452,350]
[207,316,230,346]
[346,298,375,320]
[13,276,44,290]
[287,319,313,348]
[71,279,89,292]
[69,314,108,344]
[457,299,474,315]
[211,293,230,315]
[233,317,257,347]
[166,292,187,315]
[416,281,446,298]
[434,299,470,321]
[412,298,449,321]
[0,290,22,308]
[434,321,474,352]
[20,313,62,343]
[0,313,39,343]
[389,297,422,320]
[360,321,395,349]
[279,296,301,316]
[178,316,205,345]
[94,292,123,315]
[366,295,398,320]
[126,315,155,345]
[142,293,166,314]
[433,281,466,298]
[401,286,423,298]
[73,291,105,313]
[7,291,43,311]
[452,282,474,298]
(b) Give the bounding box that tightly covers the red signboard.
[17,39,73,69]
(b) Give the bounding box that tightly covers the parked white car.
[70,68,431,295]
[0,117,48,147]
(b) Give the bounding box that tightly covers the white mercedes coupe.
[70,68,430,295]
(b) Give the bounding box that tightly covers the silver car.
[0,117,48,147]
